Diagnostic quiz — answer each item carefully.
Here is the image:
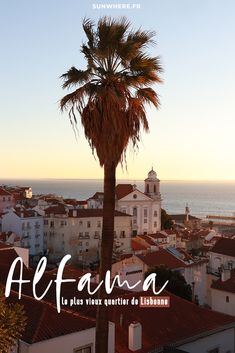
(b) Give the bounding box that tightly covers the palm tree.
[60,16,162,353]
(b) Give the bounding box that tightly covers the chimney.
[128,322,142,351]
[221,269,231,282]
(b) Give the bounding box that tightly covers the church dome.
[147,168,157,180]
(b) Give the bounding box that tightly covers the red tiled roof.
[137,235,157,246]
[45,204,67,215]
[111,290,235,353]
[7,291,95,344]
[211,269,235,294]
[89,192,104,200]
[14,208,41,218]
[151,232,167,239]
[0,242,13,250]
[68,209,131,218]
[137,249,186,270]
[211,238,235,257]
[115,184,133,200]
[131,239,149,251]
[0,187,12,196]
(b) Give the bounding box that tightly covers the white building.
[0,187,15,212]
[87,169,162,236]
[2,207,44,256]
[208,238,235,275]
[116,169,161,235]
[44,206,132,264]
[211,268,235,317]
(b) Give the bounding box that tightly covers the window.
[44,220,48,225]
[154,210,158,217]
[144,208,148,217]
[154,185,156,193]
[144,218,147,224]
[97,221,101,228]
[79,220,83,226]
[133,194,137,199]
[154,221,157,227]
[146,184,149,193]
[226,295,229,303]
[74,346,92,353]
[120,231,125,238]
[133,207,137,217]
[79,232,83,238]
[87,221,91,228]
[78,241,83,246]
[94,231,100,238]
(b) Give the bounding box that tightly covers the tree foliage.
[161,208,173,229]
[0,291,26,353]
[145,265,192,301]
[60,16,162,168]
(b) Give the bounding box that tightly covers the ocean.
[1,179,235,219]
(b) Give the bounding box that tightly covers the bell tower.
[144,168,161,200]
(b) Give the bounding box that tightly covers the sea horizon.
[1,178,235,219]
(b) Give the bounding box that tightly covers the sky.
[0,0,235,181]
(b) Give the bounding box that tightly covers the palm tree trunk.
[95,161,116,353]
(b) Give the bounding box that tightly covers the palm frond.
[60,67,91,89]
[137,87,160,108]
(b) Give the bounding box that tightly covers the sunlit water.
[1,179,235,218]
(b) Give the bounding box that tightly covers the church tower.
[144,168,161,200]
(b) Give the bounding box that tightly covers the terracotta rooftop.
[151,232,168,239]
[45,204,67,215]
[131,239,149,251]
[0,242,14,250]
[115,184,134,200]
[13,208,41,218]
[7,291,95,344]
[88,192,104,200]
[211,238,235,257]
[111,290,235,353]
[137,249,186,270]
[68,209,131,218]
[137,235,157,246]
[0,187,12,196]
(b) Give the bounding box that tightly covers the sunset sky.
[1,0,235,180]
